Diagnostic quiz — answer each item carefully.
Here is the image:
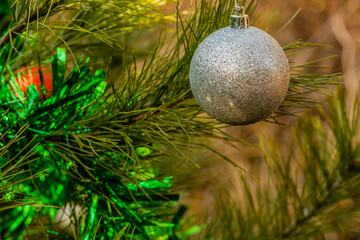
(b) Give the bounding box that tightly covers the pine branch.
[125,97,186,125]
[206,89,360,239]
[0,122,41,212]
[0,0,345,238]
[281,190,332,239]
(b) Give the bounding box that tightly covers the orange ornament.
[16,66,53,99]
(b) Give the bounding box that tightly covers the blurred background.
[177,0,360,234]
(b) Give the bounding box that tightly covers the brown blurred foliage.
[257,0,359,99]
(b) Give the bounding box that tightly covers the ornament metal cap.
[230,0,250,29]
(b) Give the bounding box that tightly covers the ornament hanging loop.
[235,0,242,8]
[230,0,250,29]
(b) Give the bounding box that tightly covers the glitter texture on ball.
[189,26,290,125]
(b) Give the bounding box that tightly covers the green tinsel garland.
[0,48,185,240]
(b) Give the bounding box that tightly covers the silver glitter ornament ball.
[189,25,290,125]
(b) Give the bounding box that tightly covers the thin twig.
[0,3,45,49]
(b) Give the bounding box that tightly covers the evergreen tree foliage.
[0,0,343,239]
[206,90,360,239]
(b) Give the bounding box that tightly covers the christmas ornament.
[189,0,290,125]
[53,202,86,237]
[15,66,53,99]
